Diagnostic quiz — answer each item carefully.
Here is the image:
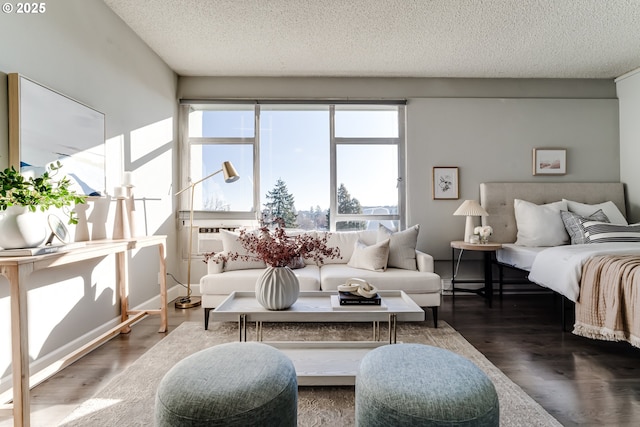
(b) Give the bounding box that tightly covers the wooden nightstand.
[450,241,503,307]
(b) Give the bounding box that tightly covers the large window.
[180,102,405,231]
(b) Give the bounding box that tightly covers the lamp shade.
[222,161,240,183]
[453,200,488,217]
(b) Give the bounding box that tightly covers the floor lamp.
[174,161,240,309]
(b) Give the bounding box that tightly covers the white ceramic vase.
[255,266,300,310]
[0,206,48,249]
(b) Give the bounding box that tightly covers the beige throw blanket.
[574,255,640,348]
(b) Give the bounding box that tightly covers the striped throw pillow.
[579,219,640,243]
[561,209,609,245]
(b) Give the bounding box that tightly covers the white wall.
[407,97,619,259]
[616,69,640,222]
[0,0,177,394]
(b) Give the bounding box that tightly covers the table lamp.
[174,161,239,309]
[453,200,488,243]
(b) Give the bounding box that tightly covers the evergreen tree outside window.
[263,178,298,228]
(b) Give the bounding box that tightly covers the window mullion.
[329,105,337,232]
[254,105,261,218]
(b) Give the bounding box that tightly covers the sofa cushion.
[220,229,266,271]
[320,264,441,294]
[200,265,321,295]
[377,224,419,271]
[347,239,390,272]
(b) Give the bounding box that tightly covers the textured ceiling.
[103,0,640,79]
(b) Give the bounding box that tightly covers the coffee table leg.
[257,321,263,341]
[372,321,380,341]
[238,314,248,342]
[388,313,397,344]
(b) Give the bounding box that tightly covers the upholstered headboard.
[480,182,627,243]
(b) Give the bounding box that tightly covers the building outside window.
[180,101,405,232]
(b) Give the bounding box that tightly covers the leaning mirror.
[8,73,106,196]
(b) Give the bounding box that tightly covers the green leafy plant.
[0,161,86,224]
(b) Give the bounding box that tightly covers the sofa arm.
[415,250,434,273]
[207,251,227,274]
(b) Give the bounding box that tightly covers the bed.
[480,182,640,348]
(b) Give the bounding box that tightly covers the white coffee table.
[211,290,425,385]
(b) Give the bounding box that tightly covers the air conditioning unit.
[196,227,238,254]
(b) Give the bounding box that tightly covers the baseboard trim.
[0,284,183,401]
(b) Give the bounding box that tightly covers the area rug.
[60,320,560,426]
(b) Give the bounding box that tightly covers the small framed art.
[533,148,566,175]
[432,167,459,200]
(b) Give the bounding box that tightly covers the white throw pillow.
[322,231,360,264]
[563,199,628,225]
[347,239,390,272]
[514,199,568,247]
[219,229,267,271]
[377,224,419,271]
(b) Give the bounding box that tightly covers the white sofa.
[200,227,442,328]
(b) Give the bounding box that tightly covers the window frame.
[179,101,406,231]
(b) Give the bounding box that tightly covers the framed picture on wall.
[432,167,459,200]
[533,148,567,175]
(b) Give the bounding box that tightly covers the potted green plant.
[0,161,86,249]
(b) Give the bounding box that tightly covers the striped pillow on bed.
[579,219,640,243]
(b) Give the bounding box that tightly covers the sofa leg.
[204,308,213,330]
[431,307,438,328]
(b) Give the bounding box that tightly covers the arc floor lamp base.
[175,296,202,309]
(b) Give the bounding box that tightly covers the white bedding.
[527,243,640,303]
[496,244,546,271]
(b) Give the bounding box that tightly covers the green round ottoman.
[356,343,499,426]
[155,342,298,426]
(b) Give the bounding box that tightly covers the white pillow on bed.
[562,199,627,225]
[514,199,568,247]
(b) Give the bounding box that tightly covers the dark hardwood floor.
[1,294,639,426]
[440,293,640,427]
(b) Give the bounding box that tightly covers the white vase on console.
[0,206,48,249]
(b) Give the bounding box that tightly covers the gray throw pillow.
[560,209,609,245]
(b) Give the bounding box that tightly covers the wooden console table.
[0,235,168,427]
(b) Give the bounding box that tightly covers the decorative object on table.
[112,186,131,240]
[532,148,566,176]
[453,200,489,243]
[432,167,459,200]
[0,162,86,249]
[46,214,70,244]
[474,225,493,244]
[205,217,341,311]
[255,266,301,310]
[175,161,240,309]
[123,171,137,237]
[337,279,381,305]
[338,278,382,305]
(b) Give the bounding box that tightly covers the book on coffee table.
[338,291,381,305]
[330,295,387,311]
